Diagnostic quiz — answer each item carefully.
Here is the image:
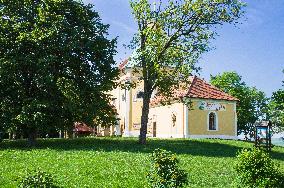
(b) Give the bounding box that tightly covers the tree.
[210,72,268,138]
[0,0,118,145]
[267,70,284,132]
[129,0,245,144]
[268,90,284,132]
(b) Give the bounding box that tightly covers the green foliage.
[267,71,284,132]
[0,0,118,140]
[129,0,245,144]
[234,148,284,188]
[268,90,284,132]
[19,170,60,188]
[129,0,245,98]
[147,149,188,188]
[210,72,268,137]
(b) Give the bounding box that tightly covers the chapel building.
[107,60,238,139]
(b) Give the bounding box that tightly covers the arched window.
[208,112,217,130]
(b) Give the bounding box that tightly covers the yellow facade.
[109,67,237,139]
[148,103,185,138]
[187,100,237,138]
[109,68,145,136]
[129,81,143,132]
[148,99,237,139]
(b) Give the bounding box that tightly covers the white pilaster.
[123,88,130,137]
[115,117,121,136]
[184,105,189,138]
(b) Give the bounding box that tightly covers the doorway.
[153,122,157,137]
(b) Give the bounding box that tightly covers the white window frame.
[207,111,218,131]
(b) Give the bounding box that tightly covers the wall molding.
[155,134,185,138]
[123,133,237,140]
[123,130,140,137]
[189,135,238,140]
[190,98,237,105]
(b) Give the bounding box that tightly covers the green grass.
[0,137,283,187]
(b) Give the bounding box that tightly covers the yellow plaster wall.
[149,103,185,138]
[129,80,144,131]
[109,68,144,134]
[188,100,236,136]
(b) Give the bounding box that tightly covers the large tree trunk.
[28,128,37,147]
[139,89,151,145]
[139,31,152,145]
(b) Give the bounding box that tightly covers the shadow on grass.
[0,137,283,160]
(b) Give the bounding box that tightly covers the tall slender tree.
[0,0,118,145]
[129,0,245,144]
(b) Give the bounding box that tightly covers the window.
[208,112,217,130]
[136,91,144,99]
[171,113,177,127]
[122,94,126,101]
[134,90,144,101]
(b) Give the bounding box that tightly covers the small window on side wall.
[134,90,144,101]
[136,91,144,99]
[208,112,217,131]
[122,94,126,101]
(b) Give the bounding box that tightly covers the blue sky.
[83,0,284,97]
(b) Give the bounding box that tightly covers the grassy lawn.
[0,137,283,187]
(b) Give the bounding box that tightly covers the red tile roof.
[118,59,129,70]
[73,122,94,133]
[186,76,238,101]
[150,75,238,106]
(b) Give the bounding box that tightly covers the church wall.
[148,103,185,138]
[188,99,237,139]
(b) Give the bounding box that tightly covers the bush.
[147,148,189,188]
[19,170,60,188]
[234,147,284,188]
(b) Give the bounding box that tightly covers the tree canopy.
[129,0,245,144]
[267,70,284,132]
[210,72,267,137]
[0,0,118,145]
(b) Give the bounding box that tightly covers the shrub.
[19,170,60,188]
[147,148,189,188]
[234,147,284,188]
